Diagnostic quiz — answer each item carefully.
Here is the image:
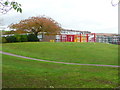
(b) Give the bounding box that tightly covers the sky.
[0,0,118,33]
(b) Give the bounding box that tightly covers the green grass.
[2,54,119,88]
[2,42,118,65]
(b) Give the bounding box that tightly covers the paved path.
[0,51,120,68]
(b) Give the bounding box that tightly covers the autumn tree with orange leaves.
[9,16,62,37]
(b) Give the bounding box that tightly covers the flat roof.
[62,29,91,32]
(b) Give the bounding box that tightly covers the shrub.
[0,37,7,43]
[21,35,28,42]
[0,37,2,43]
[14,35,21,42]
[14,34,28,42]
[6,36,17,43]
[2,37,7,43]
[27,34,39,42]
[2,34,39,43]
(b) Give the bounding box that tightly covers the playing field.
[2,42,118,65]
[2,54,119,88]
[1,42,119,88]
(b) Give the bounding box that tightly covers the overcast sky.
[0,0,118,33]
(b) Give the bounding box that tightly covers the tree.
[9,16,62,37]
[0,0,22,14]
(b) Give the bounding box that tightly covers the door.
[67,35,74,42]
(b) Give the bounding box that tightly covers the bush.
[0,37,7,43]
[14,34,28,42]
[14,35,21,42]
[2,37,7,43]
[1,34,39,43]
[6,36,17,43]
[27,34,39,42]
[21,35,28,42]
[0,37,2,43]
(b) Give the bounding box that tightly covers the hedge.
[14,35,28,42]
[1,34,39,43]
[27,34,39,42]
[6,36,17,43]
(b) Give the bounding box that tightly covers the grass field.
[2,54,119,88]
[2,42,118,65]
[1,42,119,88]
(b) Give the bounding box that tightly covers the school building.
[37,29,120,44]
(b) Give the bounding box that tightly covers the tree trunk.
[34,32,38,37]
[42,32,44,41]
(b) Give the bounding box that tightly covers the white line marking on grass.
[0,51,120,68]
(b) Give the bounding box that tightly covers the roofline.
[62,29,91,32]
